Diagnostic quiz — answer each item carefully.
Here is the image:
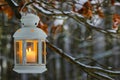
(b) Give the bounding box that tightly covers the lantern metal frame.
[13,14,47,73]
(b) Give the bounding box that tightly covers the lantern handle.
[20,1,37,16]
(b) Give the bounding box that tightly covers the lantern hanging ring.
[20,1,37,16]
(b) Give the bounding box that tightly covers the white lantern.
[13,13,47,73]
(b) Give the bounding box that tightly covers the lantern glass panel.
[16,40,22,64]
[26,40,38,63]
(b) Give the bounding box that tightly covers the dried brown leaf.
[51,25,63,35]
[97,9,104,18]
[112,14,120,30]
[77,1,93,19]
[111,0,115,5]
[1,5,14,19]
[37,22,48,34]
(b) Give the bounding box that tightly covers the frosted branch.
[46,41,120,80]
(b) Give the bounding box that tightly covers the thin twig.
[75,56,108,69]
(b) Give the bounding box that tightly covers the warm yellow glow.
[16,40,38,63]
[26,47,36,63]
[42,40,47,64]
[16,40,22,64]
[19,41,22,63]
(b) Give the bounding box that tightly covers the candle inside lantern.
[26,48,36,63]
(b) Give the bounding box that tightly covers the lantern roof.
[13,13,47,39]
[13,27,47,39]
[20,13,40,27]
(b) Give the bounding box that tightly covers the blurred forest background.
[1,0,120,80]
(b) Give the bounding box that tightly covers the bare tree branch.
[46,41,120,79]
[32,1,120,38]
[75,56,108,69]
[5,0,120,38]
[5,0,21,19]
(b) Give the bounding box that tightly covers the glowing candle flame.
[26,48,36,63]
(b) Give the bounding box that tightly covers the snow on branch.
[32,1,119,37]
[5,0,119,36]
[46,41,120,80]
[32,3,71,16]
[33,4,52,15]
[7,0,116,36]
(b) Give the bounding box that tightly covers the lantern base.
[13,65,47,73]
